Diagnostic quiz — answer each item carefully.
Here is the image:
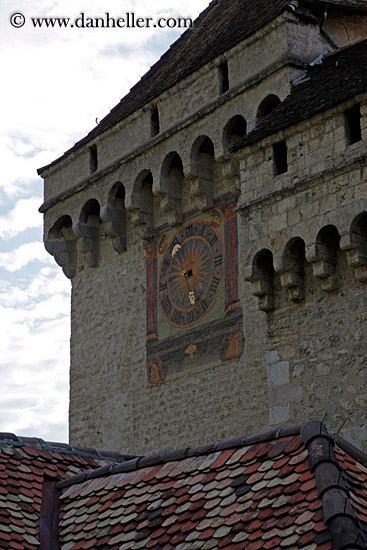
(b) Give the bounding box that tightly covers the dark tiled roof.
[233,39,367,150]
[55,422,366,549]
[38,0,365,174]
[0,433,135,549]
[305,0,367,11]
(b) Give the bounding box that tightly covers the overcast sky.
[0,0,209,443]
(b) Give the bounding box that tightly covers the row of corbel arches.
[246,212,367,311]
[45,94,282,278]
[46,130,238,278]
[45,137,221,279]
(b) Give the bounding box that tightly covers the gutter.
[320,7,340,49]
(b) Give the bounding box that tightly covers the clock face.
[158,221,223,328]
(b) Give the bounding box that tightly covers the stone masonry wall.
[42,12,323,205]
[39,10,367,456]
[237,95,367,451]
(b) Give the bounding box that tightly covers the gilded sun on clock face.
[158,222,223,328]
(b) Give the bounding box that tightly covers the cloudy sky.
[0,0,209,443]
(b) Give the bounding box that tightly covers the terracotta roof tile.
[53,424,353,548]
[0,433,134,548]
[1,423,367,548]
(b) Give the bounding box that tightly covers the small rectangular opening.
[151,106,160,137]
[273,140,288,175]
[345,104,362,145]
[219,61,229,94]
[187,269,193,278]
[89,144,98,173]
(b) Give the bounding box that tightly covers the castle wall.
[42,13,323,207]
[39,9,367,455]
[237,96,367,450]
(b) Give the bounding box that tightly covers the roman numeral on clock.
[171,310,182,325]
[210,276,221,293]
[159,281,167,292]
[161,295,172,315]
[214,254,222,267]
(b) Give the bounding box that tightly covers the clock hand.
[172,244,196,305]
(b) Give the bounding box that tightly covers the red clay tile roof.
[0,433,135,549]
[52,422,366,549]
[1,423,367,548]
[233,38,367,151]
[38,0,366,174]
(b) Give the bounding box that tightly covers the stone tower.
[38,0,367,455]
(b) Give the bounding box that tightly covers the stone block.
[271,385,303,406]
[267,362,290,388]
[269,405,290,425]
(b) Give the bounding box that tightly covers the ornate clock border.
[145,196,244,385]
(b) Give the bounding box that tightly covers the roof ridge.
[301,421,366,550]
[57,424,303,489]
[0,432,136,463]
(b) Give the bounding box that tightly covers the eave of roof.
[232,38,367,152]
[0,432,137,462]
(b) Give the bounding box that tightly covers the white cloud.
[0,241,50,271]
[0,265,70,441]
[0,197,42,238]
[0,0,209,444]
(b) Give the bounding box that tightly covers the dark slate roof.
[233,38,367,151]
[306,0,367,11]
[38,0,366,174]
[0,433,136,550]
[52,422,367,549]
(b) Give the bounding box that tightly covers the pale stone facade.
[39,1,367,455]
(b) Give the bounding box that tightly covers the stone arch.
[307,225,341,292]
[73,199,101,268]
[45,215,77,279]
[190,136,215,211]
[343,211,367,282]
[159,152,184,226]
[280,237,306,302]
[222,115,247,155]
[79,199,101,223]
[131,170,154,234]
[101,182,127,254]
[317,224,340,253]
[246,249,275,311]
[257,94,281,121]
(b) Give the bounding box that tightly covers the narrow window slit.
[219,61,229,94]
[345,104,362,145]
[89,144,98,173]
[151,106,160,136]
[273,140,288,175]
